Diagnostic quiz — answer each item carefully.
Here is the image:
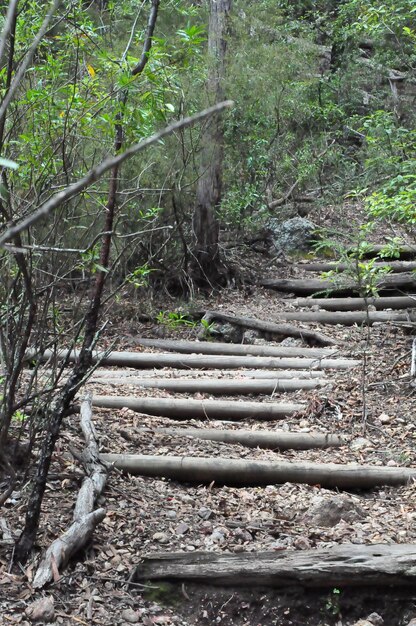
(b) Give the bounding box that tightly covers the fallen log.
[129,427,345,450]
[33,395,108,588]
[301,260,416,273]
[133,544,416,588]
[93,377,325,394]
[137,338,336,358]
[90,396,304,420]
[92,368,326,380]
[295,296,416,311]
[35,350,358,371]
[277,310,416,326]
[199,310,337,346]
[100,454,416,489]
[261,272,416,296]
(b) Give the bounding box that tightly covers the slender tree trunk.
[192,0,231,286]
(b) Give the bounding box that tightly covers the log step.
[101,454,416,488]
[277,310,416,325]
[261,273,416,296]
[295,296,416,311]
[133,544,416,588]
[37,349,359,370]
[136,338,336,359]
[301,260,416,273]
[90,396,304,420]
[92,377,325,394]
[91,369,326,380]
[131,427,345,450]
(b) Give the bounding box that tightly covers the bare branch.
[0,0,19,70]
[0,100,234,247]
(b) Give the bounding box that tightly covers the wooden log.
[36,350,359,371]
[301,260,416,273]
[92,368,327,380]
[33,395,108,588]
[131,427,345,450]
[90,396,304,420]
[136,338,336,358]
[200,310,337,346]
[92,377,325,394]
[133,544,416,588]
[261,272,416,296]
[100,454,416,488]
[277,310,416,326]
[295,296,416,311]
[349,244,416,259]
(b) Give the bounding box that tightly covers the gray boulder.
[267,217,316,252]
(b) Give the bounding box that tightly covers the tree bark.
[133,544,416,588]
[191,0,232,286]
[101,454,416,489]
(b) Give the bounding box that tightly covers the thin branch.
[0,101,234,247]
[0,0,19,71]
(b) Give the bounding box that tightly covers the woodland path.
[5,245,416,626]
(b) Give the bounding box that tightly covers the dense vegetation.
[0,0,415,560]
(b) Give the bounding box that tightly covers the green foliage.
[125,263,153,289]
[156,310,196,329]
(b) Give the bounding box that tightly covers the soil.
[2,201,416,625]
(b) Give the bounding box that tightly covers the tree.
[191,0,232,286]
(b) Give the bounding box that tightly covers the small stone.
[378,412,393,424]
[366,612,383,625]
[25,596,55,623]
[350,437,372,451]
[175,522,189,536]
[121,608,140,624]
[152,532,169,544]
[198,506,213,520]
[387,459,398,467]
[303,495,365,528]
[165,510,177,519]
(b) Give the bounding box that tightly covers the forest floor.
[2,202,416,625]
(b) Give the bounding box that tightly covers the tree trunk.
[294,296,416,311]
[192,0,231,286]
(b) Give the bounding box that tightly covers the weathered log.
[35,349,358,371]
[33,395,108,588]
[261,272,416,296]
[301,260,416,273]
[348,244,416,259]
[92,368,326,380]
[90,396,304,420]
[295,296,416,311]
[131,427,345,449]
[136,338,336,358]
[133,544,416,588]
[101,454,416,488]
[199,310,337,346]
[93,377,324,394]
[278,310,416,326]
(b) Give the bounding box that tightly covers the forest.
[2,1,416,624]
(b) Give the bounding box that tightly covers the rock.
[25,596,55,623]
[243,330,261,343]
[209,322,244,343]
[405,619,416,626]
[279,337,305,347]
[267,217,316,252]
[121,608,140,623]
[152,532,169,544]
[303,495,365,527]
[198,506,214,520]
[350,437,373,451]
[351,614,383,626]
[175,522,189,535]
